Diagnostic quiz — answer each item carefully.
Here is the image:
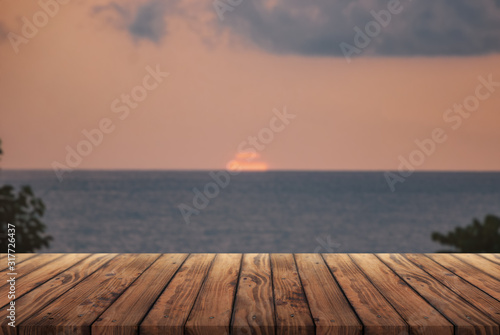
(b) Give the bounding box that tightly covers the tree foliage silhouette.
[432,215,500,252]
[0,139,52,252]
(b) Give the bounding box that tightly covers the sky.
[1,0,500,171]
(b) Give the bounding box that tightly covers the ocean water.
[1,170,499,253]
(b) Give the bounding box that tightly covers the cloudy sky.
[1,0,500,170]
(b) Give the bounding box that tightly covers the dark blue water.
[1,170,499,253]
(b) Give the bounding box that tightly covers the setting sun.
[226,152,269,171]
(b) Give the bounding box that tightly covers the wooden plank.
[0,254,63,280]
[9,253,37,263]
[480,254,500,266]
[185,254,241,335]
[19,253,160,335]
[0,254,116,335]
[231,253,275,335]
[0,253,39,272]
[271,253,314,335]
[0,254,90,308]
[295,254,361,335]
[140,253,216,335]
[0,252,497,334]
[378,254,498,334]
[12,253,37,263]
[322,254,408,335]
[92,253,188,335]
[453,254,500,280]
[406,254,500,324]
[0,253,40,271]
[427,253,500,301]
[350,254,453,335]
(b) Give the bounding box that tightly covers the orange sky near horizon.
[1,0,500,171]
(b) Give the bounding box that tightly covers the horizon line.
[1,168,500,173]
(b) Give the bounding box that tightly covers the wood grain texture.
[0,253,37,271]
[295,254,362,335]
[185,254,241,335]
[271,253,314,335]
[92,253,188,335]
[0,254,116,335]
[378,253,498,335]
[0,253,497,334]
[322,254,408,335]
[0,254,61,278]
[427,253,500,301]
[0,254,89,308]
[479,254,500,266]
[140,253,216,335]
[452,254,500,280]
[406,254,500,324]
[19,253,160,335]
[232,253,275,335]
[350,254,453,335]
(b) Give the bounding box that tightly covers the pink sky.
[1,0,500,171]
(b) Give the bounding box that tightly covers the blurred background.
[1,0,499,253]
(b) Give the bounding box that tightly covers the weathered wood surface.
[350,254,454,335]
[426,253,500,301]
[0,253,38,272]
[378,254,498,334]
[92,254,188,335]
[184,254,241,335]
[322,254,408,335]
[232,253,274,335]
[141,253,215,335]
[0,253,498,335]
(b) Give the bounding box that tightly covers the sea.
[1,170,499,253]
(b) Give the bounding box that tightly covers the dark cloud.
[128,1,170,42]
[93,0,500,56]
[217,0,500,56]
[92,0,176,43]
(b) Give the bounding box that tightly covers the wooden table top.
[0,253,499,334]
